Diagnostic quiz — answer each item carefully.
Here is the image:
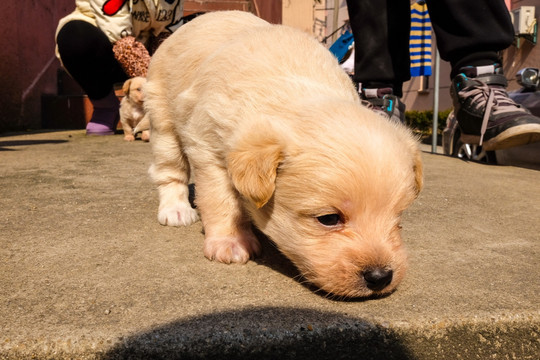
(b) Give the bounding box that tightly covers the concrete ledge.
[4,309,539,359]
[1,130,539,359]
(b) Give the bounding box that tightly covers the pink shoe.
[86,91,120,136]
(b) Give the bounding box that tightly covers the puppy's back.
[146,11,269,99]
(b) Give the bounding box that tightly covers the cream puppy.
[144,11,423,298]
[120,77,150,142]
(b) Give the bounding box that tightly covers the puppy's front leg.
[134,114,150,142]
[194,169,261,264]
[122,123,135,142]
[154,180,199,226]
[149,129,199,227]
[133,114,150,135]
[140,130,150,142]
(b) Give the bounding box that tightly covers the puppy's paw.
[158,201,199,226]
[124,134,135,142]
[141,130,150,142]
[203,230,261,264]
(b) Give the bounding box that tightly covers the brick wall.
[1,0,75,132]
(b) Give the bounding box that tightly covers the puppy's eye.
[316,213,341,226]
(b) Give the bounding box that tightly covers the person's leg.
[426,0,540,150]
[57,20,128,135]
[345,0,409,123]
[345,0,411,95]
[425,0,513,78]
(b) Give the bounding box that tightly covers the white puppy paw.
[203,230,261,264]
[158,202,199,226]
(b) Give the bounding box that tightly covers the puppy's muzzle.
[363,268,393,291]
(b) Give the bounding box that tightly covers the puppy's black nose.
[363,268,393,291]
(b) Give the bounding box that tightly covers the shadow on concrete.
[253,230,302,281]
[0,139,69,151]
[102,307,417,360]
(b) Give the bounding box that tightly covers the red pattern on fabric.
[103,0,128,16]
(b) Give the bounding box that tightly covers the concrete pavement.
[1,130,539,359]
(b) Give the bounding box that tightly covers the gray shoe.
[360,87,406,124]
[450,65,540,151]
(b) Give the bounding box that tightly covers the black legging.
[346,0,514,96]
[57,20,128,100]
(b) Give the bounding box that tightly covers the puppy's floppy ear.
[122,79,132,96]
[227,133,283,209]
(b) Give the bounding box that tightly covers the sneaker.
[450,65,540,151]
[86,91,120,136]
[360,87,406,124]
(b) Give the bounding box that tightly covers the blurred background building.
[1,0,538,132]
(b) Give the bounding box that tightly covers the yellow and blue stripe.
[410,1,432,77]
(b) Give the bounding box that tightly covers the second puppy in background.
[120,77,150,142]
